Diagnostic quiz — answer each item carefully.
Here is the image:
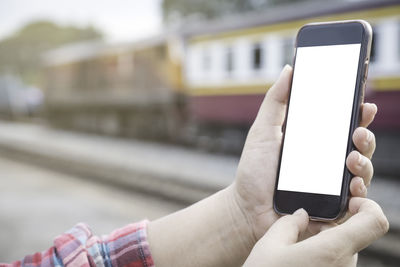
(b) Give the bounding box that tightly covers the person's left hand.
[243,198,388,267]
[230,65,378,242]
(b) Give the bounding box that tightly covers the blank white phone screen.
[277,43,361,196]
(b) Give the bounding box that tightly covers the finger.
[307,221,337,236]
[336,210,353,225]
[346,151,373,186]
[346,198,389,252]
[352,254,358,266]
[360,103,377,128]
[300,221,335,241]
[352,127,376,159]
[254,65,292,128]
[311,198,389,254]
[262,208,309,246]
[349,176,367,197]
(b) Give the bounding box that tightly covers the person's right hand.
[243,197,389,267]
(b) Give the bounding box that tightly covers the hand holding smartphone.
[274,20,372,221]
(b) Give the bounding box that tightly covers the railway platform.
[0,120,238,203]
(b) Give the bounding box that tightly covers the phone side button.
[361,61,369,103]
[363,60,369,83]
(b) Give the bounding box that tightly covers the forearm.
[147,184,256,267]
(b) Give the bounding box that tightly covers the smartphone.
[273,20,372,221]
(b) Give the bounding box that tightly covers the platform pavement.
[0,121,239,203]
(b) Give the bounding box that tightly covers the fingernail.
[282,64,291,74]
[359,184,366,194]
[358,153,366,167]
[367,131,372,143]
[363,130,371,148]
[359,179,366,194]
[366,130,372,143]
[372,103,378,115]
[294,208,306,216]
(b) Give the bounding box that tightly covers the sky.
[0,0,163,42]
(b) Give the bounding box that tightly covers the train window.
[252,43,263,70]
[398,22,400,61]
[225,46,234,73]
[370,27,378,63]
[203,48,211,71]
[282,37,295,66]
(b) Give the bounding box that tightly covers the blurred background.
[0,0,399,265]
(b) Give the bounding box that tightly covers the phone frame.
[273,20,372,221]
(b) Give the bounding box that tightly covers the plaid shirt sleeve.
[1,220,154,267]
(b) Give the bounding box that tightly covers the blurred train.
[42,0,400,153]
[43,37,185,140]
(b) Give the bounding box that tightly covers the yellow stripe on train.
[373,77,400,91]
[187,76,400,96]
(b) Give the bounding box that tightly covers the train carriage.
[43,36,185,140]
[183,0,400,138]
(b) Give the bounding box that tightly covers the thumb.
[311,198,389,254]
[261,208,309,246]
[253,65,292,128]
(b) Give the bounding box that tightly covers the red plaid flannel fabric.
[0,220,154,267]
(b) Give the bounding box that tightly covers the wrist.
[230,181,279,241]
[148,185,259,267]
[224,184,258,253]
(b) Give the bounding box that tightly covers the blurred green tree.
[0,21,102,85]
[162,0,307,25]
